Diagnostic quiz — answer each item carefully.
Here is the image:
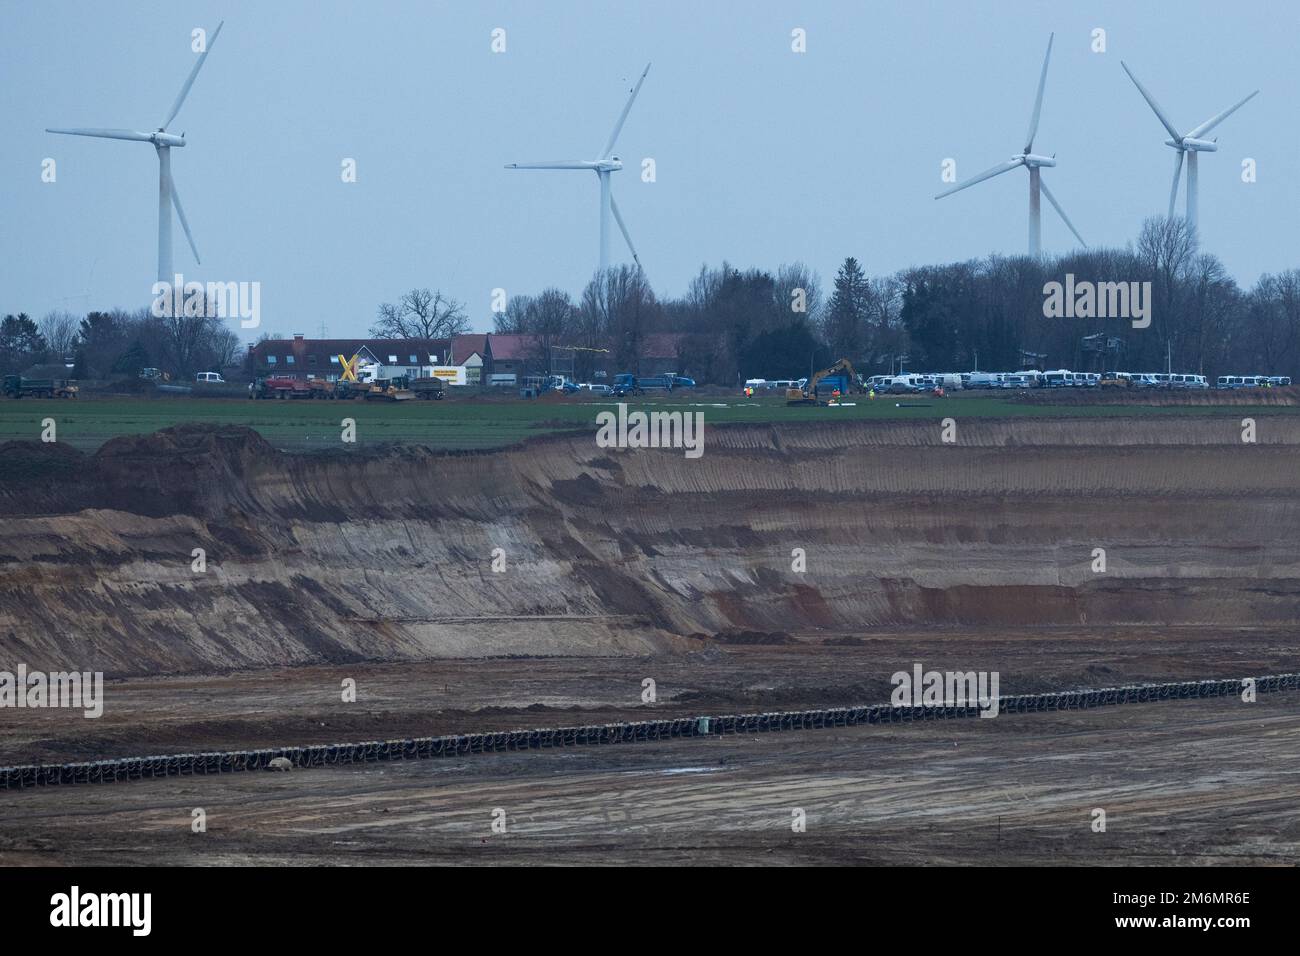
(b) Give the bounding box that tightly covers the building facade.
[248,334,450,381]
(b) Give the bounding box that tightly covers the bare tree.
[495,293,534,334]
[210,325,243,370]
[774,262,823,325]
[581,266,658,373]
[372,288,469,339]
[39,310,81,362]
[1137,216,1197,367]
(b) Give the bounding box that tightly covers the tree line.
[0,308,241,381]
[9,216,1298,386]
[498,217,1300,383]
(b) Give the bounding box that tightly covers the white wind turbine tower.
[1120,61,1257,235]
[935,33,1086,257]
[506,63,650,275]
[48,21,224,286]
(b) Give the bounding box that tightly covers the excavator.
[786,358,861,405]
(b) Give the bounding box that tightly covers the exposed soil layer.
[1,627,1295,765]
[1,419,1298,675]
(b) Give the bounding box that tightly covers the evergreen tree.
[822,257,871,362]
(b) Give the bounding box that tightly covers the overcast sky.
[3,1,1296,340]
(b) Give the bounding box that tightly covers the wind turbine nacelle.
[1021,153,1056,168]
[594,157,623,172]
[152,132,186,148]
[1166,137,1216,152]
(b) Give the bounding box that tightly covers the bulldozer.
[786,359,861,405]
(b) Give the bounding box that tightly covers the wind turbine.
[935,33,1086,257]
[506,63,650,275]
[48,21,224,286]
[1120,61,1257,234]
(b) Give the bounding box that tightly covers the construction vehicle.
[3,374,78,399]
[252,376,313,399]
[362,375,413,401]
[408,376,445,400]
[786,359,861,405]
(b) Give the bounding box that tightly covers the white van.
[1006,371,1042,388]
[195,372,225,383]
[884,374,927,393]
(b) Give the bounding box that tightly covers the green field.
[0,394,1294,453]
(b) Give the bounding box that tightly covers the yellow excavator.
[786,358,861,405]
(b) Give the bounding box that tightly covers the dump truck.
[252,376,313,399]
[408,376,445,400]
[3,375,78,399]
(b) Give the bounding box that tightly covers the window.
[330,355,339,364]
[409,354,417,363]
[388,355,397,363]
[286,355,295,364]
[267,356,277,365]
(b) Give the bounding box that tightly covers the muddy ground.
[1,694,1295,866]
[2,626,1296,766]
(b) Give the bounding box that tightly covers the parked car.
[586,383,612,395]
[195,372,225,384]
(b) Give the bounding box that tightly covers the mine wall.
[0,419,1296,675]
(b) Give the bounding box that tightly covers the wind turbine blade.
[505,160,596,169]
[47,127,154,142]
[1024,33,1053,153]
[601,63,650,159]
[934,157,1024,199]
[1186,89,1259,139]
[1039,178,1086,248]
[170,178,201,264]
[162,20,223,129]
[1120,61,1181,140]
[1168,150,1184,219]
[609,194,642,270]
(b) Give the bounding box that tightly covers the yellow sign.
[338,353,361,382]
